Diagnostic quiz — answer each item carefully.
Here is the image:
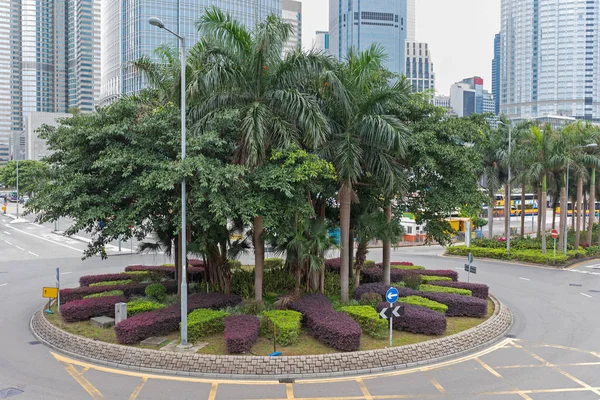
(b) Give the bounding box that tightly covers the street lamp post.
[16,150,24,219]
[149,17,188,346]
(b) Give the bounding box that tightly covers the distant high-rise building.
[0,0,100,165]
[100,0,282,105]
[492,33,501,115]
[432,94,451,109]
[313,31,330,54]
[283,0,302,54]
[329,0,411,75]
[24,112,72,161]
[450,77,494,117]
[483,91,496,115]
[406,0,415,42]
[405,42,435,93]
[501,0,600,121]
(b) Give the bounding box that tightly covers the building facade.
[313,31,330,54]
[450,82,476,117]
[492,33,500,115]
[329,0,413,75]
[432,94,450,109]
[405,41,434,93]
[500,0,600,122]
[24,112,71,161]
[0,0,100,165]
[100,0,282,104]
[282,0,302,55]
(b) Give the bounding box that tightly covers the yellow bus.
[556,202,600,217]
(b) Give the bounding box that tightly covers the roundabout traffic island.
[30,260,512,378]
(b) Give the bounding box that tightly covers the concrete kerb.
[30,295,512,380]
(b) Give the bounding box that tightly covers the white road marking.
[519,277,531,281]
[4,240,13,245]
[568,269,600,276]
[580,293,592,298]
[3,224,82,252]
[60,271,72,275]
[28,251,39,257]
[15,246,24,251]
[3,231,10,235]
[0,283,7,287]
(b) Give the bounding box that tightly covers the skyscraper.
[282,0,302,55]
[500,0,600,121]
[313,31,330,54]
[329,0,412,75]
[450,77,496,118]
[492,33,500,116]
[0,0,100,164]
[100,0,282,104]
[405,42,435,93]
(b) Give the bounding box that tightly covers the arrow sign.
[385,287,399,303]
[379,305,404,319]
[464,264,477,274]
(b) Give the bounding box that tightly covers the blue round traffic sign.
[385,287,399,303]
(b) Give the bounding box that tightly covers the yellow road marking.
[62,362,104,400]
[429,378,445,393]
[208,382,218,400]
[128,377,147,400]
[474,358,503,378]
[286,383,294,399]
[356,378,373,400]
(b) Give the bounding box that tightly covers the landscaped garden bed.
[45,258,494,356]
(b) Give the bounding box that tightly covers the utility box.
[115,302,127,324]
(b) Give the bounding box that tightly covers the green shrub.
[421,275,452,283]
[403,273,423,290]
[324,269,341,295]
[261,310,302,346]
[364,260,376,268]
[240,299,267,315]
[398,296,448,313]
[359,292,383,307]
[264,258,284,270]
[340,305,387,339]
[187,309,230,341]
[391,265,426,270]
[228,260,242,269]
[419,284,472,296]
[161,263,174,267]
[83,290,124,299]
[446,246,573,265]
[121,271,150,282]
[89,279,132,287]
[126,299,166,316]
[231,267,295,299]
[145,283,167,302]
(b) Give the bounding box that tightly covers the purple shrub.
[353,283,418,300]
[115,292,241,344]
[79,273,130,287]
[360,268,458,284]
[60,295,127,322]
[224,315,260,354]
[419,270,459,282]
[376,302,446,335]
[325,258,341,272]
[375,261,414,267]
[290,294,362,352]
[430,282,489,299]
[416,291,488,318]
[59,281,178,304]
[124,265,204,281]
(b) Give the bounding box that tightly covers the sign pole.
[389,302,393,347]
[554,238,556,259]
[56,267,60,314]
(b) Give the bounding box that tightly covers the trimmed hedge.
[421,275,453,283]
[126,299,166,316]
[145,283,167,302]
[124,265,205,281]
[291,294,362,352]
[60,295,126,322]
[80,273,129,287]
[419,270,458,281]
[353,283,418,300]
[340,305,387,338]
[376,302,446,335]
[417,291,487,318]
[446,246,575,265]
[264,258,285,270]
[90,279,132,287]
[261,310,303,346]
[398,296,448,313]
[60,281,178,304]
[114,292,241,344]
[430,281,489,299]
[419,284,472,296]
[83,290,124,299]
[361,268,458,284]
[391,265,425,270]
[325,258,341,272]
[187,309,229,341]
[121,271,150,282]
[224,315,260,354]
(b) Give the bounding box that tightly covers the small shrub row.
[121,271,150,282]
[291,294,362,352]
[391,265,425,270]
[187,309,230,342]
[230,267,295,299]
[375,261,418,269]
[224,315,260,354]
[60,281,178,304]
[376,302,446,335]
[261,310,303,346]
[90,279,132,287]
[339,305,387,339]
[353,283,418,301]
[325,258,376,273]
[417,292,487,318]
[126,299,166,317]
[80,273,129,287]
[115,292,241,344]
[430,281,488,299]
[398,296,448,313]
[83,290,124,299]
[446,246,572,265]
[361,268,458,284]
[60,295,126,322]
[421,275,453,283]
[419,284,472,296]
[124,265,205,281]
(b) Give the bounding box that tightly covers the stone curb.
[30,295,512,380]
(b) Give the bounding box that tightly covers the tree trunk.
[319,264,325,294]
[253,215,264,302]
[504,184,510,239]
[588,169,596,245]
[558,174,567,252]
[488,195,495,239]
[382,204,392,285]
[541,176,547,254]
[354,240,368,289]
[348,229,354,282]
[520,184,526,237]
[552,198,557,229]
[339,185,352,303]
[583,191,587,233]
[575,177,583,250]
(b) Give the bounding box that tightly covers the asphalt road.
[1,212,599,400]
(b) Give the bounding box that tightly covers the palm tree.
[479,127,505,239]
[188,8,330,301]
[320,46,410,302]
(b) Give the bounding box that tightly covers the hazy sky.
[300,0,501,95]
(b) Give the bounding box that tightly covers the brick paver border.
[30,295,512,379]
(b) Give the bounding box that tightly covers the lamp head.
[149,17,165,29]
